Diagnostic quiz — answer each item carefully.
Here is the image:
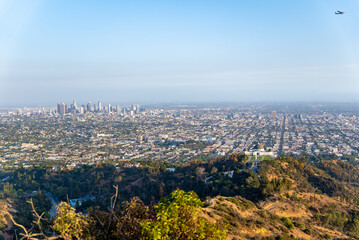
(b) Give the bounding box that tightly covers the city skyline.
[56,100,141,114]
[2,99,359,110]
[1,1,359,106]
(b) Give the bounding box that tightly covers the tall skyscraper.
[136,104,140,114]
[57,103,61,113]
[57,103,67,114]
[98,101,102,112]
[87,102,92,112]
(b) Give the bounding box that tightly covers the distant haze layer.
[0,0,359,107]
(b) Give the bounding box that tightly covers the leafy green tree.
[53,202,91,240]
[141,190,226,240]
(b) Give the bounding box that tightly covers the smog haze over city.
[1,0,359,107]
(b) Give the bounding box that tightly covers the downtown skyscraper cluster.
[57,100,141,115]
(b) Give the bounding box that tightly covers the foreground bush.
[52,190,225,239]
[141,190,226,240]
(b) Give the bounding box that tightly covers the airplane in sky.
[335,10,344,15]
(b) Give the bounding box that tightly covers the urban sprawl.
[1,102,358,169]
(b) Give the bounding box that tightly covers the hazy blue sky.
[1,0,359,106]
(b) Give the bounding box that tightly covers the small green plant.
[0,222,6,230]
[293,221,304,229]
[282,217,295,230]
[304,228,312,235]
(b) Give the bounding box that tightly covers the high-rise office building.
[136,104,140,114]
[57,103,61,113]
[57,103,67,114]
[98,101,102,112]
[87,102,92,112]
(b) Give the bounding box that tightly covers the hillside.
[200,158,359,239]
[1,156,359,239]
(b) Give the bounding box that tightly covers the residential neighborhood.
[0,103,358,170]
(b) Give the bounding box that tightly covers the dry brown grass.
[201,193,352,240]
[314,225,348,239]
[262,200,312,220]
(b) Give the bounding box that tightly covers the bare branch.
[6,210,48,240]
[107,185,119,221]
[110,185,119,212]
[6,199,61,240]
[93,213,105,229]
[5,210,29,235]
[28,199,45,234]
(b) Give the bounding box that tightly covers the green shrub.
[141,190,226,240]
[0,222,6,230]
[304,228,312,235]
[281,217,294,230]
[293,221,304,229]
[257,210,267,218]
